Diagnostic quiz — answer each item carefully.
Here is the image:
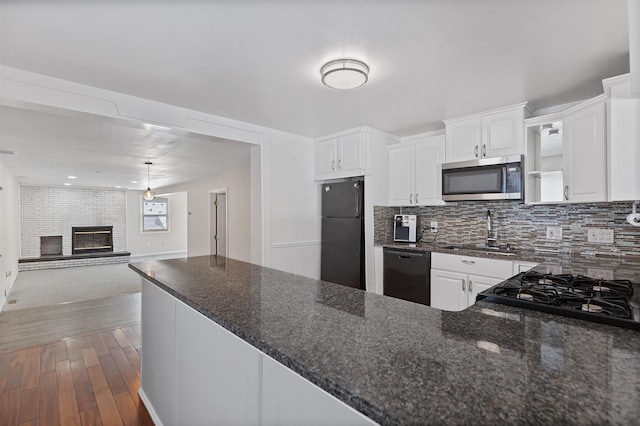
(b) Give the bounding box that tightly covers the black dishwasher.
[383,248,431,306]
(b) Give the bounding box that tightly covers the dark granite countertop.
[382,241,640,282]
[129,256,640,425]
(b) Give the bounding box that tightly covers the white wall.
[126,190,188,260]
[159,167,252,262]
[0,66,321,278]
[0,161,20,308]
[262,129,320,279]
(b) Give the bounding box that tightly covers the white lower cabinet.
[140,279,376,426]
[175,300,261,425]
[140,279,176,424]
[262,356,376,426]
[430,253,513,311]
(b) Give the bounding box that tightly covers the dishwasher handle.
[383,249,427,259]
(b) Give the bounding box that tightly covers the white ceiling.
[0,0,631,188]
[0,104,252,189]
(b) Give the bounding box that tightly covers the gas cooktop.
[477,270,640,330]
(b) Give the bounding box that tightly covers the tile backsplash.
[374,201,640,256]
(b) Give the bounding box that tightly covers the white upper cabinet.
[444,119,481,162]
[563,98,607,203]
[524,95,607,204]
[388,134,445,206]
[481,108,526,158]
[388,145,415,206]
[316,138,338,175]
[444,103,531,162]
[604,74,640,201]
[315,129,367,179]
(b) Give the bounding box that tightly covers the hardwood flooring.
[0,325,153,425]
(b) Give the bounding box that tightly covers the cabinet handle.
[462,279,466,292]
[461,259,476,265]
[469,280,473,292]
[409,194,413,204]
[338,159,342,169]
[474,146,479,158]
[332,160,336,170]
[564,185,569,201]
[415,193,419,203]
[482,144,486,157]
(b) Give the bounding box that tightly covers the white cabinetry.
[430,253,513,311]
[175,301,261,425]
[444,103,531,162]
[524,96,607,204]
[563,98,607,203]
[262,356,376,426]
[140,279,176,424]
[140,278,376,426]
[316,129,366,179]
[604,74,640,201]
[512,261,539,275]
[388,134,445,206]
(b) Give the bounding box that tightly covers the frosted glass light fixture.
[320,59,369,90]
[143,161,155,201]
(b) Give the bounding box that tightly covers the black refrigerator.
[320,179,365,290]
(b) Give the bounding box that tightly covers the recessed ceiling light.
[131,180,138,184]
[115,186,122,189]
[320,59,369,90]
[64,183,71,186]
[68,176,77,179]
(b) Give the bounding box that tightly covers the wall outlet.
[587,228,614,244]
[430,221,438,233]
[546,226,562,240]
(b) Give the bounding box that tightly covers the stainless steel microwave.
[441,155,523,201]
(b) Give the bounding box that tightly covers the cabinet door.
[388,145,415,206]
[563,101,606,202]
[140,279,176,424]
[316,138,337,175]
[415,136,445,205]
[467,274,504,308]
[430,269,467,311]
[445,118,482,162]
[482,109,524,158]
[337,132,362,172]
[175,301,261,425]
[262,356,376,426]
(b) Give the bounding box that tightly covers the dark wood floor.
[0,325,153,426]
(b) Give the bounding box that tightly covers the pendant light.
[143,161,155,201]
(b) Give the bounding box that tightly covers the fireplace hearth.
[72,226,113,255]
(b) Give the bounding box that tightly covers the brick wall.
[374,201,640,257]
[20,186,127,258]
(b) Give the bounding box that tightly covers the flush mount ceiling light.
[143,161,155,201]
[320,59,369,90]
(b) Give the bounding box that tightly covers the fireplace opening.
[40,236,63,256]
[72,226,113,255]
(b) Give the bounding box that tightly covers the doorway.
[210,191,227,257]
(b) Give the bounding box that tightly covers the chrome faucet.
[485,209,497,247]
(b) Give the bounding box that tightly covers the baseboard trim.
[138,388,163,426]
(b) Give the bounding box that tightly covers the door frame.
[209,188,228,257]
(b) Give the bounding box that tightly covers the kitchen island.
[129,255,640,425]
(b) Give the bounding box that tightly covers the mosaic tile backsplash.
[374,201,640,257]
